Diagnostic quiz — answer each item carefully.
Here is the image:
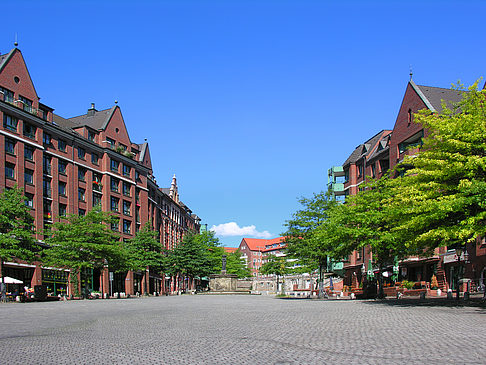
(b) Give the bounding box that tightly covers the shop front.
[42,268,69,296]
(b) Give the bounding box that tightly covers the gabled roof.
[68,106,117,131]
[240,237,286,252]
[343,130,391,167]
[0,49,16,73]
[367,133,391,161]
[411,81,466,113]
[138,142,148,163]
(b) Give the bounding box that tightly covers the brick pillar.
[141,269,149,295]
[31,262,43,287]
[125,270,134,295]
[101,267,109,298]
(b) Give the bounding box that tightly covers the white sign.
[443,252,465,264]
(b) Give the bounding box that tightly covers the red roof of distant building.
[239,237,287,252]
[223,247,238,253]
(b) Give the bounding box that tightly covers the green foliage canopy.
[43,206,123,272]
[0,187,38,281]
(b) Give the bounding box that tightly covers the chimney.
[87,103,97,117]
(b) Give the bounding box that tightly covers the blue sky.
[2,1,485,246]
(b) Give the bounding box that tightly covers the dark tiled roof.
[138,142,148,163]
[367,134,391,161]
[68,106,116,130]
[343,130,390,166]
[414,83,466,113]
[0,49,15,73]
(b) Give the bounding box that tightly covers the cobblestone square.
[1,296,485,364]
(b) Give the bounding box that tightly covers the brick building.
[0,47,200,297]
[328,79,486,294]
[238,237,286,277]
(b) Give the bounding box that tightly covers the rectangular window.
[0,87,14,102]
[3,114,18,132]
[123,219,131,234]
[93,173,103,192]
[78,167,86,182]
[88,130,96,142]
[59,204,67,217]
[25,169,34,184]
[135,170,141,182]
[93,194,101,207]
[58,139,67,152]
[78,147,85,160]
[123,182,131,196]
[5,138,15,154]
[43,132,51,146]
[358,164,364,178]
[123,164,131,177]
[59,203,67,217]
[40,108,48,120]
[111,177,119,192]
[123,201,131,216]
[58,160,67,174]
[91,153,99,165]
[25,193,34,208]
[5,163,15,179]
[19,96,32,113]
[59,181,66,196]
[43,201,52,221]
[371,163,376,178]
[111,221,119,232]
[24,145,34,160]
[111,197,119,212]
[78,188,85,202]
[43,155,52,175]
[23,123,37,139]
[43,178,51,198]
[78,208,86,216]
[119,143,127,151]
[106,137,116,148]
[111,159,119,172]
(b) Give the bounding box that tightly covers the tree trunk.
[318,262,325,299]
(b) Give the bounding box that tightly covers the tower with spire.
[169,174,179,203]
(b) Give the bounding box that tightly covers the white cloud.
[210,222,272,239]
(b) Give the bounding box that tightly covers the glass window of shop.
[42,269,69,296]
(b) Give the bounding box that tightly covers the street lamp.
[455,247,463,300]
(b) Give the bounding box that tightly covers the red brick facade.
[335,80,486,293]
[0,47,200,297]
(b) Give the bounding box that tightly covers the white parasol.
[1,276,23,284]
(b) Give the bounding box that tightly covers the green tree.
[0,187,37,291]
[390,82,486,254]
[167,231,221,287]
[225,250,251,278]
[43,206,123,296]
[260,255,289,295]
[283,191,338,298]
[125,222,166,294]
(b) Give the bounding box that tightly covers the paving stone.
[0,296,485,364]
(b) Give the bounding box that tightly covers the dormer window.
[88,130,96,142]
[19,96,32,113]
[106,137,116,148]
[0,87,14,103]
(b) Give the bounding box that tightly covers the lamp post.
[103,259,108,299]
[455,248,462,300]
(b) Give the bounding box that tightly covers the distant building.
[238,237,286,276]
